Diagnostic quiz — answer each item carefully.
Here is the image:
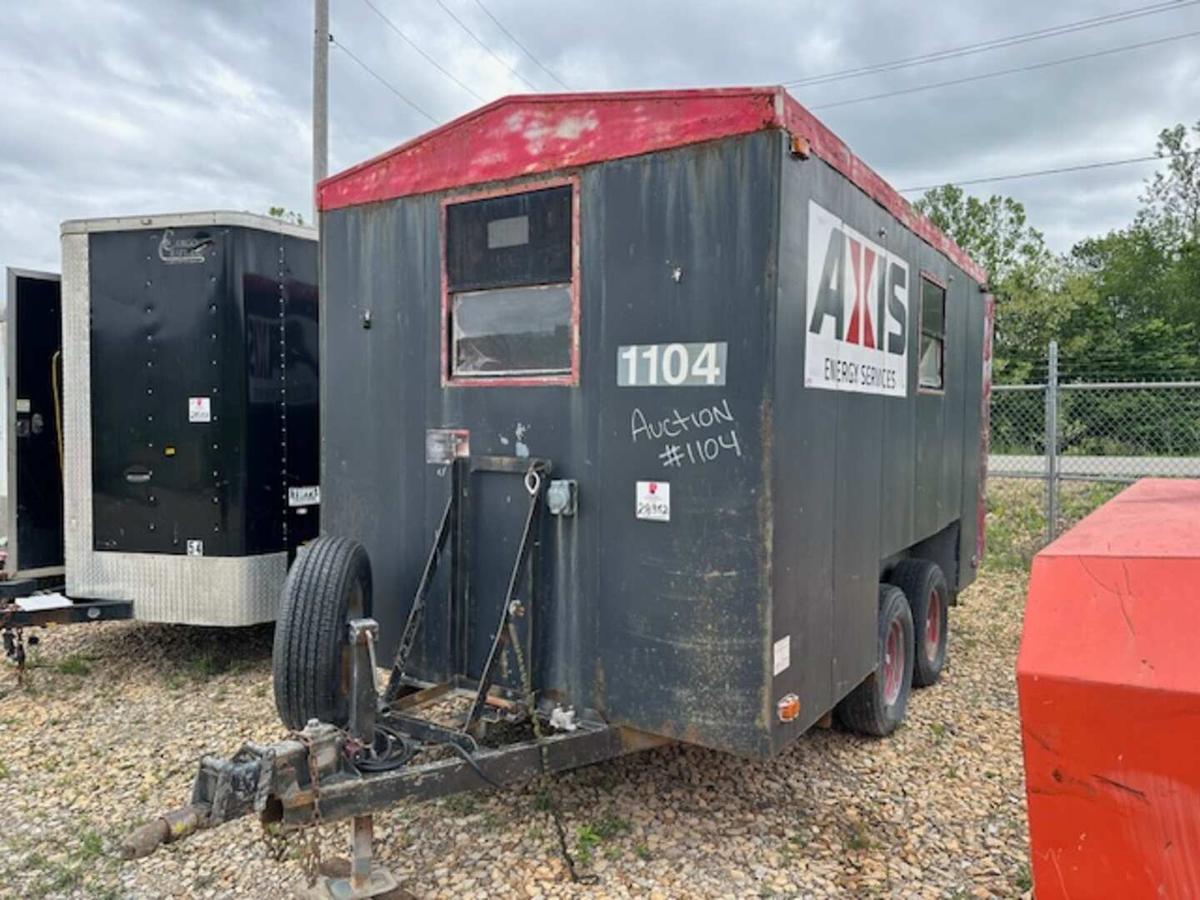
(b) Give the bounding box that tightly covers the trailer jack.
[123,613,638,896]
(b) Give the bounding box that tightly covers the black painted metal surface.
[321,130,988,758]
[10,271,64,571]
[88,226,318,557]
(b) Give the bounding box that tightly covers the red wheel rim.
[924,589,941,663]
[883,618,904,705]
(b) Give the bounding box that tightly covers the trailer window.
[445,185,575,381]
[452,285,571,376]
[919,276,945,391]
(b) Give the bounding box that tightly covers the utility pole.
[313,0,329,223]
[1044,340,1059,544]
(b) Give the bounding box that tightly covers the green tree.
[914,185,1057,378]
[1138,120,1200,246]
[268,206,305,226]
[913,185,1051,284]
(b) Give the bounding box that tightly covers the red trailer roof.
[318,86,986,285]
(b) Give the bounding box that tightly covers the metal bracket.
[346,618,379,744]
[461,460,549,734]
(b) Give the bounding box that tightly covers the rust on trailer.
[1017,479,1200,899]
[316,87,986,286]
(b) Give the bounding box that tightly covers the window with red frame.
[445,186,573,380]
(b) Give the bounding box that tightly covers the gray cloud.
[2,0,1198,271]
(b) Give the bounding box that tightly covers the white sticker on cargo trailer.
[15,398,30,414]
[805,200,910,398]
[288,485,321,507]
[635,481,670,522]
[773,636,791,676]
[188,396,211,422]
[186,540,203,556]
[618,342,727,386]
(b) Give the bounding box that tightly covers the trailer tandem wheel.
[835,584,914,737]
[272,536,373,730]
[888,559,949,688]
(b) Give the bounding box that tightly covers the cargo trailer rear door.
[89,227,240,556]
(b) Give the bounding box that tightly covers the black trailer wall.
[323,133,779,756]
[770,142,986,750]
[5,271,64,572]
[87,226,318,558]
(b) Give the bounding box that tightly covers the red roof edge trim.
[778,93,987,285]
[318,86,987,286]
[317,88,778,215]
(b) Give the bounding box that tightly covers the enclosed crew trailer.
[59,212,319,626]
[130,89,992,893]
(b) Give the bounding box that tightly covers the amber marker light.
[777,694,801,723]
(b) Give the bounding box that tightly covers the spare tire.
[273,536,373,730]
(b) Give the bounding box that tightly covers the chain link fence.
[989,342,1200,543]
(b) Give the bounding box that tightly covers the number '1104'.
[617,342,728,387]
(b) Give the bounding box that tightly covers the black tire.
[273,536,373,730]
[889,558,949,688]
[835,584,914,737]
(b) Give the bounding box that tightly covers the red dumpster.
[1017,478,1200,898]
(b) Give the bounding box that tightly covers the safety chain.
[508,474,597,885]
[259,729,326,885]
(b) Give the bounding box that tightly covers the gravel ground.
[0,480,1116,899]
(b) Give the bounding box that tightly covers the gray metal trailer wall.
[321,130,986,758]
[770,146,986,751]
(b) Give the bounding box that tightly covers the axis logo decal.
[805,200,909,397]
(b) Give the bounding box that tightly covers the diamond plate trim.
[61,231,284,625]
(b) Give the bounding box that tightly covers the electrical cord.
[351,723,418,772]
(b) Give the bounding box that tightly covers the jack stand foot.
[295,815,404,900]
[296,868,401,900]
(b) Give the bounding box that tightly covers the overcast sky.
[2,0,1198,272]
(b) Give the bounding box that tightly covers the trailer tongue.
[123,460,663,898]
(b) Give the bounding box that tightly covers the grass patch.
[984,479,1125,574]
[78,830,104,861]
[55,655,91,676]
[844,822,872,851]
[442,793,478,816]
[533,790,554,813]
[1015,862,1033,892]
[574,824,601,866]
[570,812,632,866]
[592,812,631,840]
[186,652,230,681]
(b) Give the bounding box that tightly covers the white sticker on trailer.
[805,200,910,398]
[635,481,670,522]
[617,342,727,387]
[188,396,211,422]
[288,485,321,507]
[773,636,791,676]
[186,540,204,556]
